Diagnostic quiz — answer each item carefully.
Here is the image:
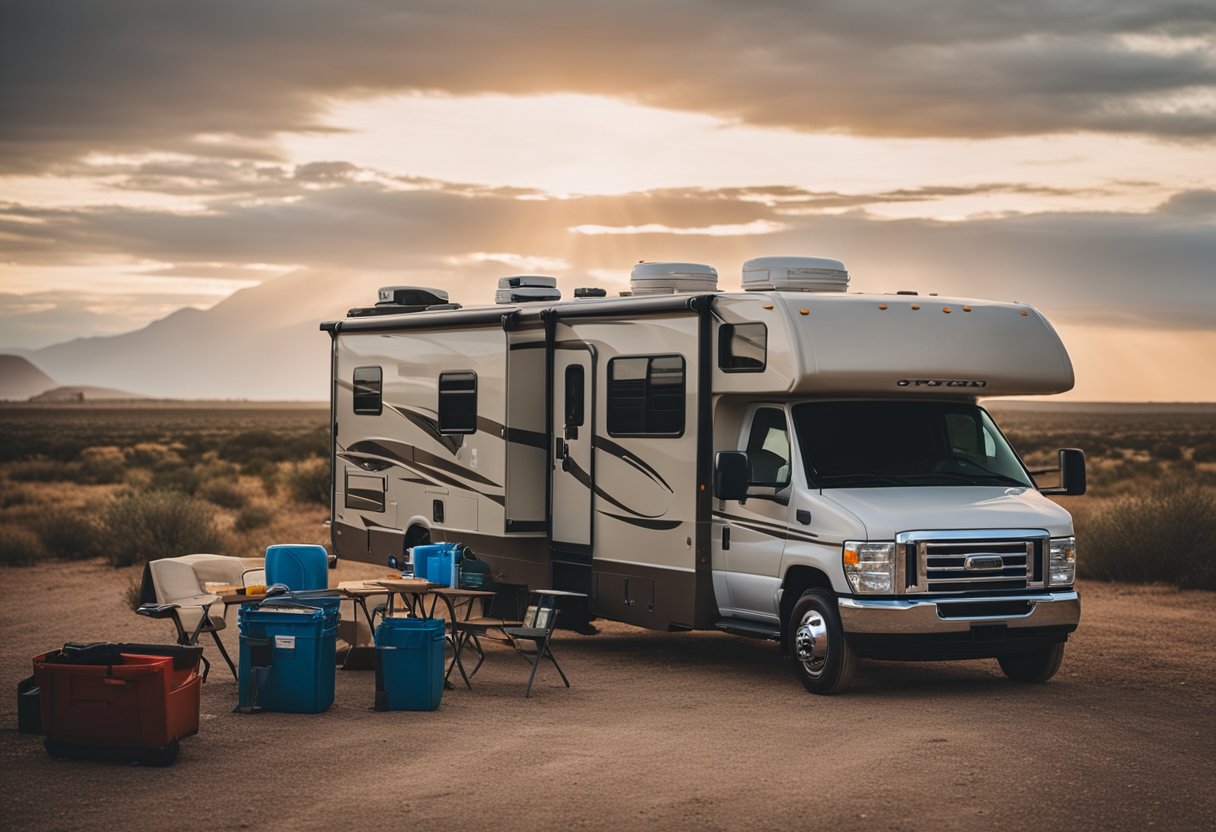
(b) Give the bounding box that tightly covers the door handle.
[554,437,568,460]
[796,509,812,525]
[722,526,731,550]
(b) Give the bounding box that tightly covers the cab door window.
[745,407,791,486]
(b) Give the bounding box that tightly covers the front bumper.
[837,591,1080,660]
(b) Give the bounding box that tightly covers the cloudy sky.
[1,0,1214,399]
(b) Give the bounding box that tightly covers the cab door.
[713,406,792,620]
[551,348,594,549]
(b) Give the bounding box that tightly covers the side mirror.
[714,451,749,501]
[1041,448,1086,496]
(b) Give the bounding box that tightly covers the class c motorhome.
[321,257,1085,694]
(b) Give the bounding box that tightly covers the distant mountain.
[28,270,385,399]
[0,354,56,400]
[28,385,146,402]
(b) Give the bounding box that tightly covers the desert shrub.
[149,462,202,495]
[1151,442,1183,462]
[285,459,330,506]
[197,478,246,509]
[258,463,279,496]
[102,489,227,567]
[197,459,239,481]
[1193,442,1216,464]
[219,428,327,471]
[8,457,73,482]
[1077,484,1216,590]
[33,508,108,560]
[76,446,128,484]
[123,578,143,611]
[234,504,274,533]
[0,486,34,509]
[0,524,46,566]
[126,442,182,469]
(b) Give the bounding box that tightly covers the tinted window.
[607,355,685,436]
[564,364,585,428]
[438,371,477,433]
[353,366,382,415]
[719,323,767,372]
[745,408,790,485]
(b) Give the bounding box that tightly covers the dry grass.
[0,404,330,567]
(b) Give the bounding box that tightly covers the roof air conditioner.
[629,262,718,296]
[742,257,849,293]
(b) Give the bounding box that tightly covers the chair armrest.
[173,593,220,608]
[137,603,181,620]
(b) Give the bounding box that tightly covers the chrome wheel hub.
[795,610,829,678]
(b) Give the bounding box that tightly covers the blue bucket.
[374,617,446,711]
[238,603,337,714]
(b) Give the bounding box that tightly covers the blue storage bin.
[411,543,463,586]
[238,603,337,714]
[265,544,329,591]
[374,617,446,711]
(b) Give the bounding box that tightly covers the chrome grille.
[897,529,1048,594]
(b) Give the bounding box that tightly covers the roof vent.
[495,274,561,304]
[629,262,718,296]
[742,256,849,293]
[348,285,456,317]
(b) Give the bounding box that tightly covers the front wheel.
[997,643,1065,683]
[789,589,857,695]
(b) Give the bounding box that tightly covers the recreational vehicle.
[321,258,1085,694]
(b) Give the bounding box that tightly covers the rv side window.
[607,355,685,437]
[719,323,767,372]
[438,371,477,433]
[565,365,585,428]
[353,366,382,415]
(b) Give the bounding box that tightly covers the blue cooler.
[374,617,446,711]
[238,600,338,714]
[411,543,463,586]
[265,544,329,591]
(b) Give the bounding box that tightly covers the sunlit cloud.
[446,252,571,273]
[570,220,787,236]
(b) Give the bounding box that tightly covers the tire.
[789,589,857,695]
[997,643,1065,683]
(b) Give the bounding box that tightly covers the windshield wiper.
[906,471,1030,487]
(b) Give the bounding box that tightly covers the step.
[714,618,781,640]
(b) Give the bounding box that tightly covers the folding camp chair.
[503,589,586,698]
[450,584,529,680]
[136,554,260,681]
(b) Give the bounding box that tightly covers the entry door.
[551,348,594,548]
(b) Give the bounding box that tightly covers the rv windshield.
[791,401,1034,489]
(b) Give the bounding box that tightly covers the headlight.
[1049,537,1076,586]
[843,541,895,594]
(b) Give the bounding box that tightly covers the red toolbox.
[33,645,202,765]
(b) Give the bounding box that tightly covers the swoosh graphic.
[593,436,673,493]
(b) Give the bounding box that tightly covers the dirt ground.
[1,560,1213,832]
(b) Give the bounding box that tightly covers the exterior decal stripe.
[597,511,683,531]
[593,435,674,493]
[389,404,462,455]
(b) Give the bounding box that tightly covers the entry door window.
[745,408,791,486]
[564,364,585,429]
